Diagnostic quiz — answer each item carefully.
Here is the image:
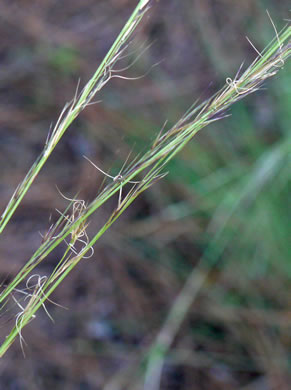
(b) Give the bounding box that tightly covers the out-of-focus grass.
[0,0,290,389]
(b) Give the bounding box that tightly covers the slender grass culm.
[0,0,290,359]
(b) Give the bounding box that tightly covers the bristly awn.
[83,154,143,207]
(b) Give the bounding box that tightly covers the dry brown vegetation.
[0,1,290,389]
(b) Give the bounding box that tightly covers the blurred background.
[0,1,290,389]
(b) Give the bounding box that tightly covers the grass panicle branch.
[0,0,153,235]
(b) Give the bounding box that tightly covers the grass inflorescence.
[0,0,290,362]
